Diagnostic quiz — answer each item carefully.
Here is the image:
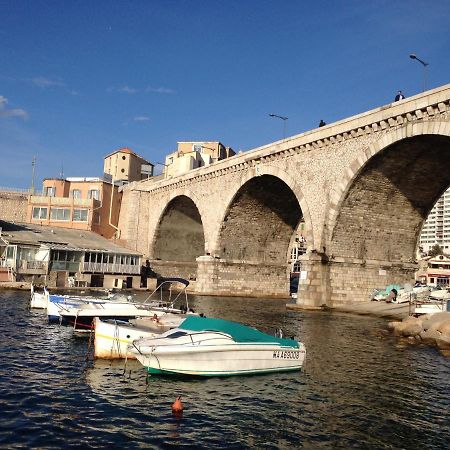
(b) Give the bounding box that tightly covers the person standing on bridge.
[394,90,405,101]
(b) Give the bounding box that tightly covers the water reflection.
[0,290,449,449]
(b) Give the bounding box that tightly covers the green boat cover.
[179,316,299,348]
[378,284,402,296]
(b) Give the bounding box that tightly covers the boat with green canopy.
[130,316,306,377]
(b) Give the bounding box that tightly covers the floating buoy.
[172,396,183,415]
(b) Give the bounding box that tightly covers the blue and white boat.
[130,316,306,377]
[56,278,194,333]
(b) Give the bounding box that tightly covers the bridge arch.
[210,164,314,257]
[328,122,450,259]
[152,193,205,264]
[323,122,450,303]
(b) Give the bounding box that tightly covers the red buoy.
[172,396,183,415]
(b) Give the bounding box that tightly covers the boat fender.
[172,396,183,416]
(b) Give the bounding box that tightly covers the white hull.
[30,290,49,309]
[94,314,187,359]
[134,344,306,376]
[414,300,448,315]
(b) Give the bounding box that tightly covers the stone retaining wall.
[0,191,28,222]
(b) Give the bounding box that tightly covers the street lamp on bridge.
[269,113,288,139]
[409,53,429,92]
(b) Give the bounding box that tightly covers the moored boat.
[130,316,306,377]
[93,313,188,359]
[59,278,194,333]
[412,297,450,315]
[30,284,49,309]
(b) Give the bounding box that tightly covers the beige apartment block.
[164,141,235,178]
[104,147,154,183]
[27,177,121,239]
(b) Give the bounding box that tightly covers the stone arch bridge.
[118,84,450,307]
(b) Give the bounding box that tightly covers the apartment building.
[104,147,154,184]
[164,142,235,178]
[27,177,121,239]
[27,147,154,239]
[419,187,450,253]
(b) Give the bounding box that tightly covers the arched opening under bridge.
[152,195,205,280]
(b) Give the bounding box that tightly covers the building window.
[6,246,15,259]
[88,189,100,200]
[71,189,81,199]
[122,155,126,160]
[32,207,48,220]
[73,209,88,222]
[44,186,56,197]
[50,208,70,221]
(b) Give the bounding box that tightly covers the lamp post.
[409,53,429,92]
[269,113,288,139]
[155,161,169,178]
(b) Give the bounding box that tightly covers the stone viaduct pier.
[118,84,450,307]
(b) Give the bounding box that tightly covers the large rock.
[436,333,450,350]
[388,312,450,352]
[388,316,423,337]
[421,312,450,332]
[419,329,442,346]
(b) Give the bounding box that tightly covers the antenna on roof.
[30,156,36,194]
[60,163,64,179]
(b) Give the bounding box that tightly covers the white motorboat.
[30,284,49,309]
[59,278,194,333]
[413,297,450,315]
[93,313,188,359]
[47,292,130,323]
[130,316,306,377]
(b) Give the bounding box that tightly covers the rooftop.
[104,147,152,164]
[0,220,140,255]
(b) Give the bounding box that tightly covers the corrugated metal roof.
[0,221,141,256]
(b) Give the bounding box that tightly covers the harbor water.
[0,290,449,449]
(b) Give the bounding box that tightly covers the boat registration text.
[273,350,300,359]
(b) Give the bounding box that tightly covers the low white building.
[416,254,450,287]
[0,220,142,288]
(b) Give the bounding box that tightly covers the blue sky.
[1,0,450,189]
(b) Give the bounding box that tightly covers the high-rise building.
[419,187,450,254]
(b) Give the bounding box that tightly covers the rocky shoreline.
[290,301,450,356]
[388,312,450,355]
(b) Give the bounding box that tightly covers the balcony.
[16,260,49,274]
[82,262,140,275]
[50,261,81,272]
[30,196,95,207]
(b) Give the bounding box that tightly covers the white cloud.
[109,85,176,95]
[119,85,138,94]
[133,116,151,122]
[145,86,176,94]
[0,95,28,119]
[31,77,65,88]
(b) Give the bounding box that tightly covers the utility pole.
[31,156,36,194]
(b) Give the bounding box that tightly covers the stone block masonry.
[0,191,28,222]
